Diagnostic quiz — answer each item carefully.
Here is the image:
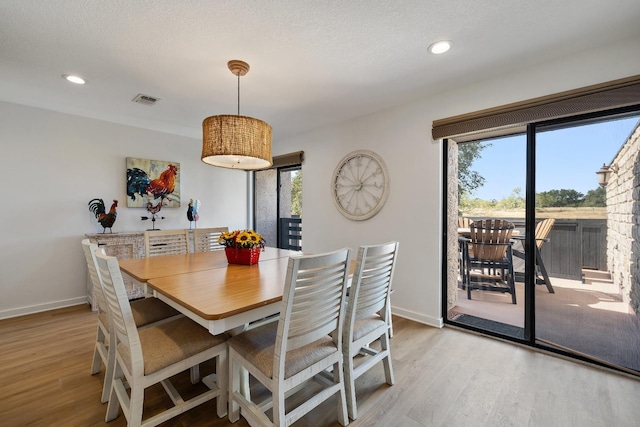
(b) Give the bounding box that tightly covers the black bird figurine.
[187,199,200,229]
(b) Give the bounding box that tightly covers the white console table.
[85,232,147,310]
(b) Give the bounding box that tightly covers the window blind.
[270,151,304,169]
[432,75,640,141]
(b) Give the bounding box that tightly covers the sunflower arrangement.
[218,229,266,249]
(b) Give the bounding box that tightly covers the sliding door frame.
[442,104,640,374]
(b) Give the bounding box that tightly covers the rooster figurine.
[141,200,165,230]
[187,199,194,222]
[88,199,118,233]
[187,199,200,229]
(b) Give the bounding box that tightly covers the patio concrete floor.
[450,271,640,372]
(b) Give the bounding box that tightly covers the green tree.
[497,187,525,209]
[583,186,606,207]
[291,171,302,216]
[458,142,490,197]
[536,189,584,207]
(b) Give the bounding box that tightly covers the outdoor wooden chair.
[144,229,190,257]
[227,248,352,427]
[82,239,181,403]
[95,249,228,426]
[464,219,517,304]
[458,217,474,285]
[193,226,228,252]
[458,217,472,228]
[343,242,398,420]
[513,218,556,293]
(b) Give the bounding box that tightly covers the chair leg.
[239,366,251,400]
[536,247,555,293]
[91,325,104,375]
[273,386,286,427]
[101,334,116,403]
[509,261,516,305]
[466,266,473,300]
[128,382,145,427]
[344,352,357,420]
[228,352,240,423]
[381,333,395,386]
[216,350,228,418]
[190,364,200,384]
[105,362,123,422]
[335,359,349,426]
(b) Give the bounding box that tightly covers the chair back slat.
[94,249,139,358]
[346,242,399,331]
[81,239,109,316]
[275,248,351,360]
[469,219,514,261]
[458,217,472,228]
[535,218,556,249]
[144,229,190,257]
[193,227,229,252]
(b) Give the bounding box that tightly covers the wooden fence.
[467,217,607,281]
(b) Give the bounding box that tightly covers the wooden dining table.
[118,247,301,335]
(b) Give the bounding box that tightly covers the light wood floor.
[2,305,640,426]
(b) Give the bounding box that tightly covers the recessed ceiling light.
[62,74,86,84]
[428,40,452,55]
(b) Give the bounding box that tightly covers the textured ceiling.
[1,0,640,141]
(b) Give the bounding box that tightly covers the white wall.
[274,34,640,328]
[2,34,639,323]
[0,103,248,318]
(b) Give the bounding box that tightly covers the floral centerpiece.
[218,229,266,265]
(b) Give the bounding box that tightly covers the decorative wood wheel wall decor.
[331,150,389,220]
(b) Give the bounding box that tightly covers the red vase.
[225,247,261,265]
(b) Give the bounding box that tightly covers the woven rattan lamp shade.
[202,114,272,170]
[201,60,273,170]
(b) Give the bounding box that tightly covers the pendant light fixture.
[202,60,272,170]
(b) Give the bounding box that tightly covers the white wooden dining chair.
[95,248,228,426]
[343,241,398,420]
[193,226,228,252]
[228,248,352,427]
[144,229,190,257]
[82,239,181,403]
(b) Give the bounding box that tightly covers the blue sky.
[469,115,640,201]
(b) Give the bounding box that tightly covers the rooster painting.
[88,199,118,233]
[125,158,180,207]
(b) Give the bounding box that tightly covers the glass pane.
[255,169,278,246]
[535,114,640,373]
[447,134,527,339]
[254,167,302,250]
[278,168,302,250]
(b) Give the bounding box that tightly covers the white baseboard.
[1,299,445,330]
[391,305,443,328]
[0,297,88,320]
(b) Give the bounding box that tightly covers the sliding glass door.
[445,110,640,374]
[447,134,527,339]
[255,165,302,250]
[533,114,640,373]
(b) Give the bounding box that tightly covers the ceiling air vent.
[132,93,160,106]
